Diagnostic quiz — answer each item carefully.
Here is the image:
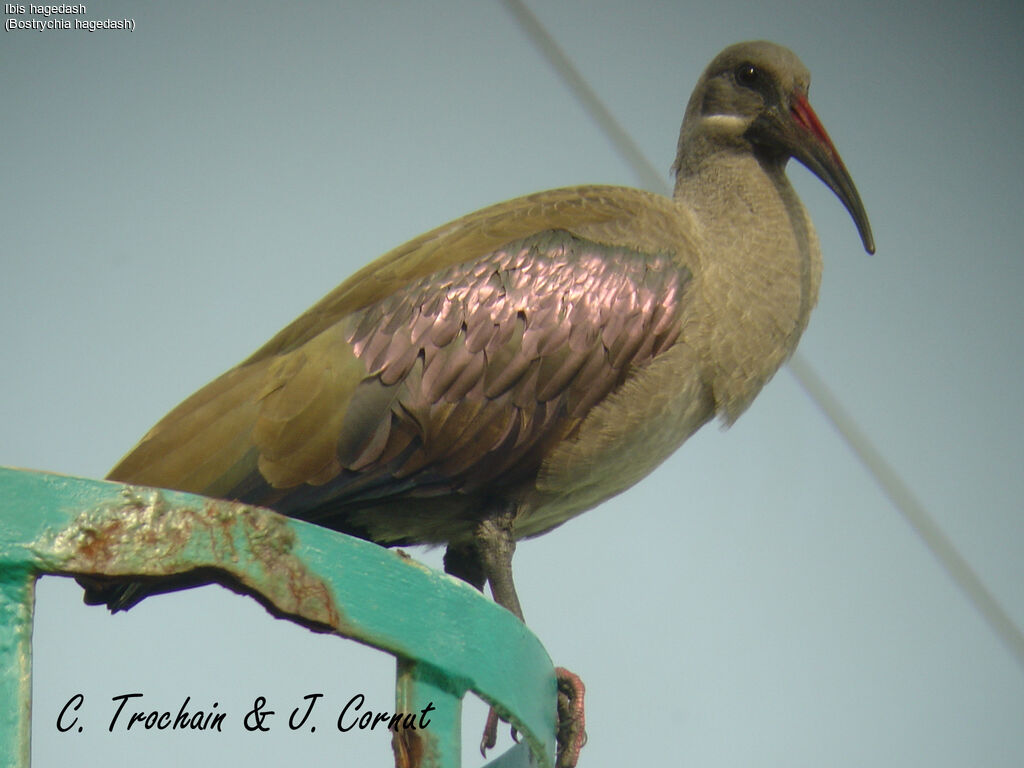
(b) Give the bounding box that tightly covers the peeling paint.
[41,486,344,630]
[392,726,427,768]
[2,468,558,768]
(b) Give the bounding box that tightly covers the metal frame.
[0,467,556,767]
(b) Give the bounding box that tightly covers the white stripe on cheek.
[702,114,750,131]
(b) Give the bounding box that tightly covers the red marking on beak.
[791,93,844,165]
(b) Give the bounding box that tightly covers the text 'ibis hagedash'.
[89,41,873,767]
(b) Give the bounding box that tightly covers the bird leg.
[442,540,486,591]
[444,509,522,756]
[472,509,525,756]
[474,509,525,622]
[444,506,586,767]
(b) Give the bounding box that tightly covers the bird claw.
[478,667,585,767]
[478,708,522,751]
[555,667,587,768]
[479,707,499,757]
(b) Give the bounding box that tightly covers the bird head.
[675,41,875,254]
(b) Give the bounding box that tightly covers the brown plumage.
[91,41,873,766]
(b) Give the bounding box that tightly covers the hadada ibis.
[89,41,873,767]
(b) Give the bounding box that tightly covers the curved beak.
[755,93,875,254]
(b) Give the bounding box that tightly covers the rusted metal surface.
[0,467,557,768]
[46,486,343,629]
[393,724,428,768]
[393,657,453,768]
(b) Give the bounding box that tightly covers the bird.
[86,41,873,767]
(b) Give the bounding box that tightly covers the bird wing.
[108,186,695,542]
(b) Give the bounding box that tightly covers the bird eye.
[735,63,759,87]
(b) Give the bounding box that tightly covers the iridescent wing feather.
[227,230,688,539]
[108,190,694,546]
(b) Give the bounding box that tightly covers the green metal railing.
[0,467,556,768]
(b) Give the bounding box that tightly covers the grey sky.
[4,1,1022,766]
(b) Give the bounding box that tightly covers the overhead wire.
[500,0,1024,669]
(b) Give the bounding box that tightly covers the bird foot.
[479,706,500,756]
[555,666,586,768]
[478,667,586,767]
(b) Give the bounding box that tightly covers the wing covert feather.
[109,189,699,545]
[252,229,691,528]
[239,185,693,364]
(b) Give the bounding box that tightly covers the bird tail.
[75,569,227,613]
[76,576,147,612]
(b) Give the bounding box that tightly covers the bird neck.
[671,144,823,422]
